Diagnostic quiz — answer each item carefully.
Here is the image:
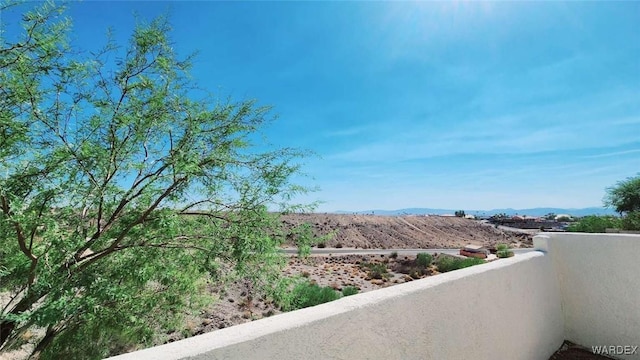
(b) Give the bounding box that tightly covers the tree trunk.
[0,291,43,348]
[30,326,58,359]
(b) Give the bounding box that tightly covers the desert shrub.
[341,286,359,297]
[497,250,514,258]
[495,244,514,258]
[416,252,433,268]
[335,242,343,248]
[390,251,398,259]
[361,262,389,279]
[408,267,426,279]
[567,215,621,233]
[316,242,326,248]
[275,280,341,311]
[436,257,485,273]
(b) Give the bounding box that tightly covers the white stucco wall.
[109,252,563,360]
[535,233,640,360]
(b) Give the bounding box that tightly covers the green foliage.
[436,257,485,273]
[287,222,336,254]
[496,244,509,251]
[495,244,514,258]
[273,279,341,311]
[566,215,621,233]
[0,2,311,357]
[341,286,359,297]
[360,262,390,280]
[287,222,314,258]
[604,174,640,214]
[409,267,427,279]
[416,252,433,268]
[621,211,640,231]
[389,251,398,259]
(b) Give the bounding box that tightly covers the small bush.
[341,286,359,296]
[495,244,514,258]
[278,281,341,311]
[316,242,326,248]
[436,257,485,273]
[390,251,398,259]
[369,264,388,279]
[496,243,509,251]
[335,242,343,248]
[408,267,425,279]
[497,249,513,258]
[361,262,389,279]
[416,252,433,268]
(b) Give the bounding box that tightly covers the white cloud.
[583,149,640,159]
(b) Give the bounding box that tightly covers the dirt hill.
[282,213,533,249]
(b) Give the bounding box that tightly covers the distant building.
[555,214,572,221]
[512,215,540,222]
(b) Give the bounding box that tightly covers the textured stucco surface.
[109,251,563,360]
[535,233,640,360]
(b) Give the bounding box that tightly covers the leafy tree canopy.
[566,215,621,233]
[0,1,313,358]
[604,174,640,215]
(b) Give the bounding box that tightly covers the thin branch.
[70,176,188,273]
[178,211,229,222]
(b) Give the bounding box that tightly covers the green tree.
[604,174,640,231]
[0,2,311,358]
[604,174,640,215]
[566,216,621,233]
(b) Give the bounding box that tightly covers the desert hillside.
[281,213,533,249]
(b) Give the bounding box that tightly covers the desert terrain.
[281,213,534,249]
[167,215,534,343]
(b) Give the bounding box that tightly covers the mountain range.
[333,207,617,217]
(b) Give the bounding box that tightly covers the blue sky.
[5,1,640,212]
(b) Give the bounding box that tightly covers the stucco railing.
[109,250,565,360]
[109,233,640,360]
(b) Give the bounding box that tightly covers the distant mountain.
[333,207,617,217]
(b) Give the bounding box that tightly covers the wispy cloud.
[583,149,640,159]
[327,84,640,164]
[322,126,370,138]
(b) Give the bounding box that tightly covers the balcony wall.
[534,233,640,360]
[109,251,564,360]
